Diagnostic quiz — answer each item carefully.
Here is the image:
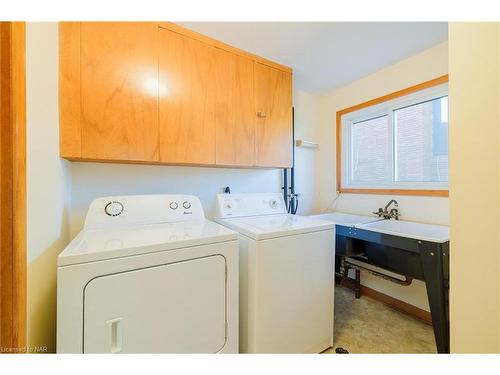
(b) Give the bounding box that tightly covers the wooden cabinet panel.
[80,22,159,161]
[254,63,292,167]
[158,28,216,164]
[59,22,81,158]
[214,48,255,166]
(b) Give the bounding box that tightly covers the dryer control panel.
[84,195,205,229]
[215,193,287,219]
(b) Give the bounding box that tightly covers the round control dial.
[104,201,124,217]
[183,201,192,209]
[169,202,179,210]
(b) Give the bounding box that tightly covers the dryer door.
[83,255,227,353]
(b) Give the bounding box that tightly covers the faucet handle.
[389,208,401,220]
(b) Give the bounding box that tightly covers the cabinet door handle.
[106,318,122,353]
[257,111,267,118]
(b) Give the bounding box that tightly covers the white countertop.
[308,212,381,226]
[308,211,449,243]
[358,219,449,243]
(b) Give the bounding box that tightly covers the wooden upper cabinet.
[254,63,293,168]
[214,49,255,166]
[158,28,216,165]
[72,22,158,162]
[59,22,292,168]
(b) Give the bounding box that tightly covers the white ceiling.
[178,22,448,94]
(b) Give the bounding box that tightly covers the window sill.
[338,187,449,197]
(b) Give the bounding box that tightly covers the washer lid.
[58,220,237,267]
[215,214,334,240]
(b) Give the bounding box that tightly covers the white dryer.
[57,194,238,353]
[214,193,335,353]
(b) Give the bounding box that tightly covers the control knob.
[104,201,124,217]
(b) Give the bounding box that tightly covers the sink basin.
[309,212,381,226]
[358,220,449,243]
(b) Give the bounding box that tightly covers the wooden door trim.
[0,21,26,353]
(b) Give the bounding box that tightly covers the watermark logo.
[0,345,48,353]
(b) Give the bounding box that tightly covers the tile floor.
[323,286,436,354]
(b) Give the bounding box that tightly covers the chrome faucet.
[373,199,401,220]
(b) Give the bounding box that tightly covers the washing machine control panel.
[215,193,286,218]
[84,195,205,229]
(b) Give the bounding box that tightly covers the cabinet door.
[80,22,159,161]
[214,49,255,166]
[254,63,293,167]
[159,28,216,164]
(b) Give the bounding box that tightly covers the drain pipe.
[283,168,289,211]
[283,107,297,213]
[341,258,413,286]
[289,107,297,214]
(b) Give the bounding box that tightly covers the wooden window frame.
[1,21,26,353]
[336,75,449,197]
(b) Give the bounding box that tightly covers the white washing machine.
[214,193,335,353]
[57,194,239,353]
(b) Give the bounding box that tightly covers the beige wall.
[26,22,71,352]
[315,42,449,310]
[449,22,500,353]
[292,90,322,216]
[69,164,281,238]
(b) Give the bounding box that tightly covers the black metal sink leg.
[419,244,450,353]
[355,269,361,299]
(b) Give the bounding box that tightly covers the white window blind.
[341,83,448,191]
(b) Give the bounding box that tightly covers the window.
[337,76,449,196]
